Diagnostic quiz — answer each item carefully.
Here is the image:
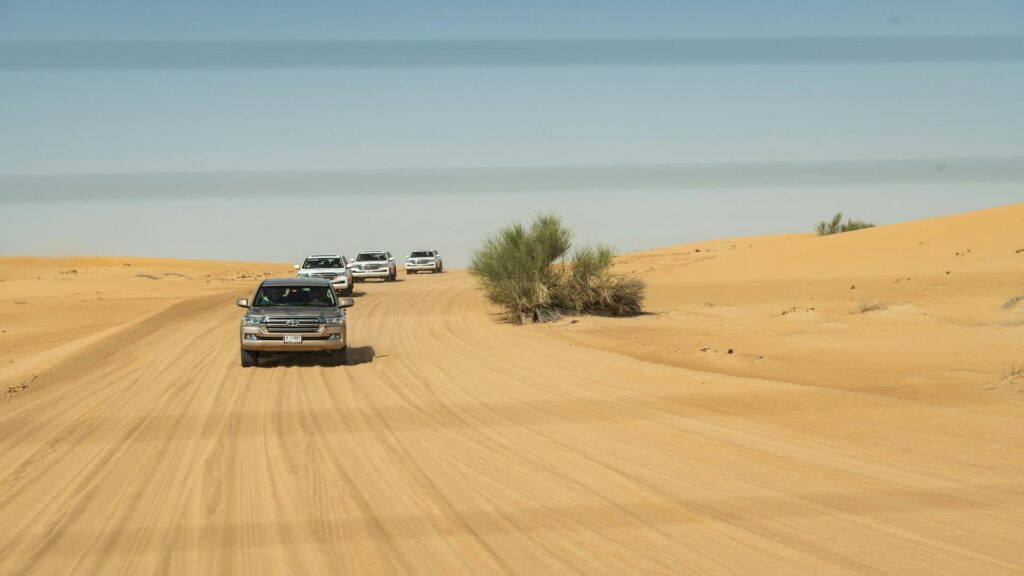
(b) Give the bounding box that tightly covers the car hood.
[248,306,338,317]
[298,268,348,274]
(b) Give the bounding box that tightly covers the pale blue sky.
[1,1,1022,265]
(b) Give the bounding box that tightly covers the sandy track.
[0,271,1022,575]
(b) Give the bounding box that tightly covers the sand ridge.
[540,203,1024,413]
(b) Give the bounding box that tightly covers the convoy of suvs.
[236,250,444,367]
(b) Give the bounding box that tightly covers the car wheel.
[343,283,353,296]
[406,269,412,275]
[241,347,259,368]
[331,347,348,366]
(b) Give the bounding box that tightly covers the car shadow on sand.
[256,346,375,368]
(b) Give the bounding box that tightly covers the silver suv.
[405,250,443,274]
[237,278,354,367]
[351,251,397,282]
[295,254,354,296]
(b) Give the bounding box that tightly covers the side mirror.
[293,264,300,270]
[339,298,355,308]
[236,298,249,308]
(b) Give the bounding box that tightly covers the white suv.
[405,250,443,274]
[294,254,354,296]
[351,251,397,282]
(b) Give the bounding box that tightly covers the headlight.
[242,315,263,325]
[322,316,345,324]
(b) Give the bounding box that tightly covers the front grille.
[310,272,338,280]
[264,316,322,333]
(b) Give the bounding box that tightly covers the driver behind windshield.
[254,286,336,307]
[303,258,342,269]
[356,253,386,262]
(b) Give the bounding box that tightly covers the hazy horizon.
[2,1,1022,266]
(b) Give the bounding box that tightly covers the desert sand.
[0,204,1022,574]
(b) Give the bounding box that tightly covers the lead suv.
[294,254,354,296]
[405,250,443,274]
[351,251,397,282]
[237,278,354,367]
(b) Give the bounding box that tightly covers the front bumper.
[240,324,346,352]
[405,262,438,271]
[352,269,390,278]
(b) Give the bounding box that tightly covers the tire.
[331,347,348,366]
[343,282,353,296]
[437,262,443,273]
[240,347,259,368]
[388,269,396,282]
[406,269,412,275]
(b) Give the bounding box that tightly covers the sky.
[0,0,1022,266]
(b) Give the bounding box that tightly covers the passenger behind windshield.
[356,253,387,262]
[254,286,337,307]
[302,258,343,269]
[410,251,433,258]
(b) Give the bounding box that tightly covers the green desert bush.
[470,214,645,323]
[816,212,875,236]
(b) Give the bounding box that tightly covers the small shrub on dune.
[816,212,875,236]
[470,215,645,323]
[1004,360,1024,382]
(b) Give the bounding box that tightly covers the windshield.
[356,253,387,262]
[252,286,337,307]
[302,257,344,269]
[410,251,434,258]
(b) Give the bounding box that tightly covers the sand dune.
[0,206,1022,574]
[542,203,1024,411]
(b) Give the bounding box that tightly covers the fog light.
[328,334,341,340]
[244,334,258,341]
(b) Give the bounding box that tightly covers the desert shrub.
[857,300,888,313]
[1004,360,1024,382]
[816,212,875,236]
[470,214,645,323]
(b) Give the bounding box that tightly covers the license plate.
[284,335,302,344]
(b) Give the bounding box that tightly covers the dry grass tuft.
[1002,295,1023,310]
[1003,360,1024,382]
[857,300,888,314]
